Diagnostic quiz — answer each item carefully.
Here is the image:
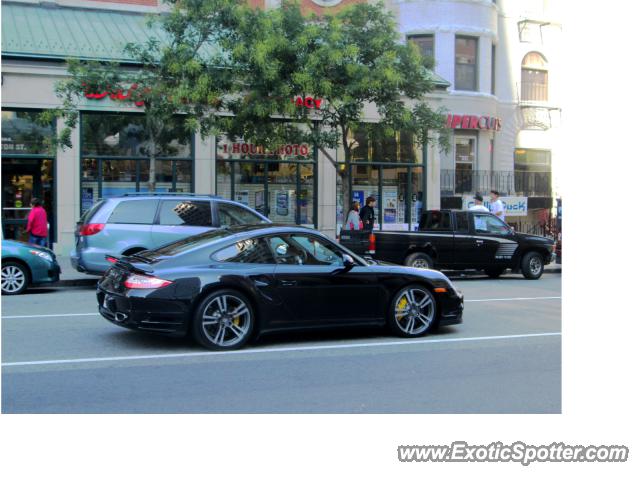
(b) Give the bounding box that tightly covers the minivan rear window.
[80,200,106,223]
[108,199,158,224]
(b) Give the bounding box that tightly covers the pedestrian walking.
[489,189,506,221]
[26,198,49,247]
[469,192,490,212]
[345,201,363,230]
[359,196,376,231]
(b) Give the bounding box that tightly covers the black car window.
[474,214,511,235]
[454,212,469,233]
[144,229,233,259]
[217,202,265,227]
[108,200,158,224]
[266,236,307,265]
[212,238,275,264]
[421,211,452,231]
[289,235,343,266]
[158,200,213,226]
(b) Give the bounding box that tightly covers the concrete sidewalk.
[52,255,562,287]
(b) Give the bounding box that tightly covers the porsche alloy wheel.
[193,290,254,350]
[389,285,436,337]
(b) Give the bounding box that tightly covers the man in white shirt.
[469,192,490,212]
[489,189,506,221]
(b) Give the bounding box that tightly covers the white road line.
[466,296,561,303]
[1,296,561,319]
[2,313,99,319]
[2,332,561,367]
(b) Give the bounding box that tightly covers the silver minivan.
[70,194,270,275]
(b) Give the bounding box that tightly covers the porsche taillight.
[124,274,173,289]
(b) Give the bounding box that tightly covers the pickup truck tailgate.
[339,230,371,255]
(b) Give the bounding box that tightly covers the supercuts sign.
[446,114,502,131]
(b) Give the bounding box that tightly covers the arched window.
[521,52,548,102]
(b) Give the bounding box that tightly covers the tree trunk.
[148,137,156,192]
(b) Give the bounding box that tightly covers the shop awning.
[429,72,451,89]
[1,2,170,62]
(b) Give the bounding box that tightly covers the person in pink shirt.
[26,198,48,247]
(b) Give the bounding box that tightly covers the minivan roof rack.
[121,193,221,198]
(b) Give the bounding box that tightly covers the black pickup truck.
[339,209,555,279]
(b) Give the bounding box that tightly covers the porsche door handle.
[280,280,297,287]
[476,240,484,245]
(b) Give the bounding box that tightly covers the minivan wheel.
[521,252,544,280]
[1,262,29,295]
[404,252,434,270]
[192,289,255,350]
[388,284,437,338]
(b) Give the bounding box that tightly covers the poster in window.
[81,188,94,212]
[276,191,289,216]
[352,190,364,207]
[384,208,396,223]
[382,188,397,223]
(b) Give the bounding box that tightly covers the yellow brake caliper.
[396,297,408,320]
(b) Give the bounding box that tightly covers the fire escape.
[516,8,562,131]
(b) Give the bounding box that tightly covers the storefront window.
[80,113,194,213]
[338,128,425,233]
[514,148,551,196]
[215,136,316,226]
[1,110,54,155]
[81,113,191,158]
[347,126,418,163]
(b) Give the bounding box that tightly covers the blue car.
[1,239,61,295]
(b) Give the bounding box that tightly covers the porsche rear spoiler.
[105,255,154,275]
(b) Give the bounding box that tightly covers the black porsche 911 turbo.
[97,224,463,350]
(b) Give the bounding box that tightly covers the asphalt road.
[1,273,561,413]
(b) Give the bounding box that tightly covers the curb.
[53,278,98,287]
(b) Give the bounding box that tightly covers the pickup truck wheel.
[404,252,434,270]
[485,267,506,278]
[521,252,544,280]
[388,285,437,338]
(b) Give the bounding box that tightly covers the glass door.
[268,162,298,224]
[455,135,476,194]
[235,161,267,217]
[2,160,42,241]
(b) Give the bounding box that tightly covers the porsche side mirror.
[342,254,355,270]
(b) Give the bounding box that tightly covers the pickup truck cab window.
[454,212,469,233]
[474,214,512,235]
[421,211,452,231]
